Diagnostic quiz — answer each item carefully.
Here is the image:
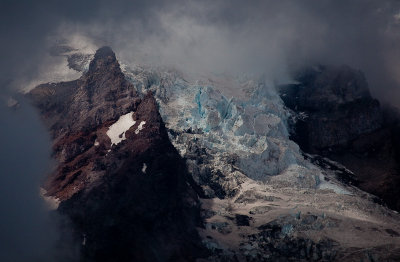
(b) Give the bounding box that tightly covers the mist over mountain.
[2,0,400,104]
[2,1,400,261]
[0,94,60,262]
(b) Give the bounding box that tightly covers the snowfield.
[106,112,136,146]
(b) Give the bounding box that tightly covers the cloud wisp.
[2,1,400,260]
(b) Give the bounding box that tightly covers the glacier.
[121,64,347,193]
[27,45,400,261]
[22,40,352,194]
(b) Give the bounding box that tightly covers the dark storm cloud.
[0,0,168,89]
[3,0,400,100]
[39,0,400,103]
[2,1,400,260]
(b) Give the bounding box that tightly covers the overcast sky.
[2,1,400,260]
[2,0,400,102]
[1,1,400,100]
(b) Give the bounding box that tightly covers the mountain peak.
[87,46,119,74]
[95,46,115,57]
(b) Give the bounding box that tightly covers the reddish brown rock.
[29,47,205,261]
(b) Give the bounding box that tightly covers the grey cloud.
[2,1,400,260]
[0,94,57,261]
[42,0,400,103]
[3,0,400,98]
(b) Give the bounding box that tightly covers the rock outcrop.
[279,65,400,211]
[29,47,204,261]
[29,47,400,261]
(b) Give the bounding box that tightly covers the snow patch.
[82,234,87,246]
[135,121,146,134]
[106,112,136,146]
[142,163,147,173]
[94,140,99,146]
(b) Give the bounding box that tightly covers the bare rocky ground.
[27,45,400,261]
[279,65,400,212]
[198,177,400,261]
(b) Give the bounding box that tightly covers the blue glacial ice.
[121,65,351,192]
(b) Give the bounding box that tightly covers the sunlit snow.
[106,112,136,146]
[142,163,147,173]
[135,121,146,134]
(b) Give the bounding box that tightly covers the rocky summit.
[30,47,400,261]
[30,47,204,261]
[279,65,400,211]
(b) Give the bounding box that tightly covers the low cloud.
[0,95,60,261]
[2,1,400,259]
[6,0,397,103]
[3,1,400,102]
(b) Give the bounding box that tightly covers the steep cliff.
[30,47,204,261]
[29,47,400,261]
[279,65,400,211]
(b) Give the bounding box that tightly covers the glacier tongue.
[121,65,336,192]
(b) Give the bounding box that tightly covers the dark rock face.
[246,213,341,261]
[280,65,400,211]
[207,213,342,261]
[248,227,338,261]
[29,46,138,139]
[29,47,400,261]
[60,94,204,261]
[235,214,251,226]
[29,47,205,261]
[280,65,383,152]
[67,53,92,72]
